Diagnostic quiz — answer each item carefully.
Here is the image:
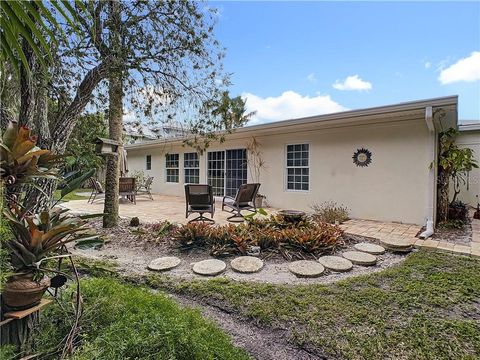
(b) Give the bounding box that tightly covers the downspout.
[420,106,435,239]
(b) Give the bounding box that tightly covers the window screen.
[286,144,309,191]
[165,153,179,183]
[184,152,199,184]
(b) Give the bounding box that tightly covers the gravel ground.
[71,219,409,285]
[429,221,472,245]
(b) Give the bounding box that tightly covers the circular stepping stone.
[380,238,414,253]
[354,242,386,255]
[317,256,353,272]
[147,256,181,271]
[342,251,377,266]
[230,256,264,273]
[288,260,325,278]
[192,259,226,276]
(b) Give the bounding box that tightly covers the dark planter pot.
[2,273,50,310]
[278,210,306,223]
[448,205,467,221]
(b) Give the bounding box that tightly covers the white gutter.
[459,122,480,132]
[420,106,435,239]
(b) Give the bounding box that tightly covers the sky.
[210,1,480,125]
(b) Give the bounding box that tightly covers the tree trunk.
[50,62,109,154]
[437,169,449,223]
[0,106,15,131]
[33,69,50,147]
[19,37,36,128]
[103,0,123,228]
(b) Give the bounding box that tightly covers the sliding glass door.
[207,151,225,196]
[207,149,247,197]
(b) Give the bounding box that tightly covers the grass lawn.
[147,251,480,359]
[53,188,91,202]
[33,278,249,360]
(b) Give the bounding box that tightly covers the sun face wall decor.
[353,148,372,167]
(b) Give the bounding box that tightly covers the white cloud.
[332,75,372,91]
[242,91,348,125]
[424,61,431,69]
[307,73,317,83]
[438,51,480,84]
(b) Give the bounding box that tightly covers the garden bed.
[428,221,473,245]
[71,217,410,285]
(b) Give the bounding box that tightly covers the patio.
[63,194,275,225]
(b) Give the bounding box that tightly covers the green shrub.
[311,201,349,224]
[36,278,249,360]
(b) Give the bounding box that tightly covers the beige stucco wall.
[454,130,480,207]
[127,118,432,225]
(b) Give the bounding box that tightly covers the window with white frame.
[286,144,309,191]
[184,152,199,184]
[165,153,179,183]
[146,155,151,170]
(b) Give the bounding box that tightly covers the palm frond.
[0,0,87,74]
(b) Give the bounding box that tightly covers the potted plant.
[1,121,100,309]
[2,206,98,309]
[246,137,267,207]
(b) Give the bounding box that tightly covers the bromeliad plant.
[1,121,101,309]
[1,121,60,206]
[3,206,100,275]
[173,214,344,259]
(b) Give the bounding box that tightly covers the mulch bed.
[419,221,472,245]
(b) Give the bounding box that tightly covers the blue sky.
[211,1,480,124]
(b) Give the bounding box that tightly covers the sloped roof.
[459,121,480,132]
[126,95,459,150]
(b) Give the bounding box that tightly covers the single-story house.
[126,95,473,227]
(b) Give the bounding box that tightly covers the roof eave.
[125,95,459,150]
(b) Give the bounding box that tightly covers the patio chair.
[136,176,154,200]
[119,177,136,205]
[185,184,215,223]
[222,183,261,222]
[88,178,105,204]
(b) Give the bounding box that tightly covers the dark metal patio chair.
[136,176,154,200]
[88,178,105,204]
[222,183,260,222]
[185,184,215,223]
[119,177,136,204]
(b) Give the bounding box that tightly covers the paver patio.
[340,217,480,258]
[63,194,276,225]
